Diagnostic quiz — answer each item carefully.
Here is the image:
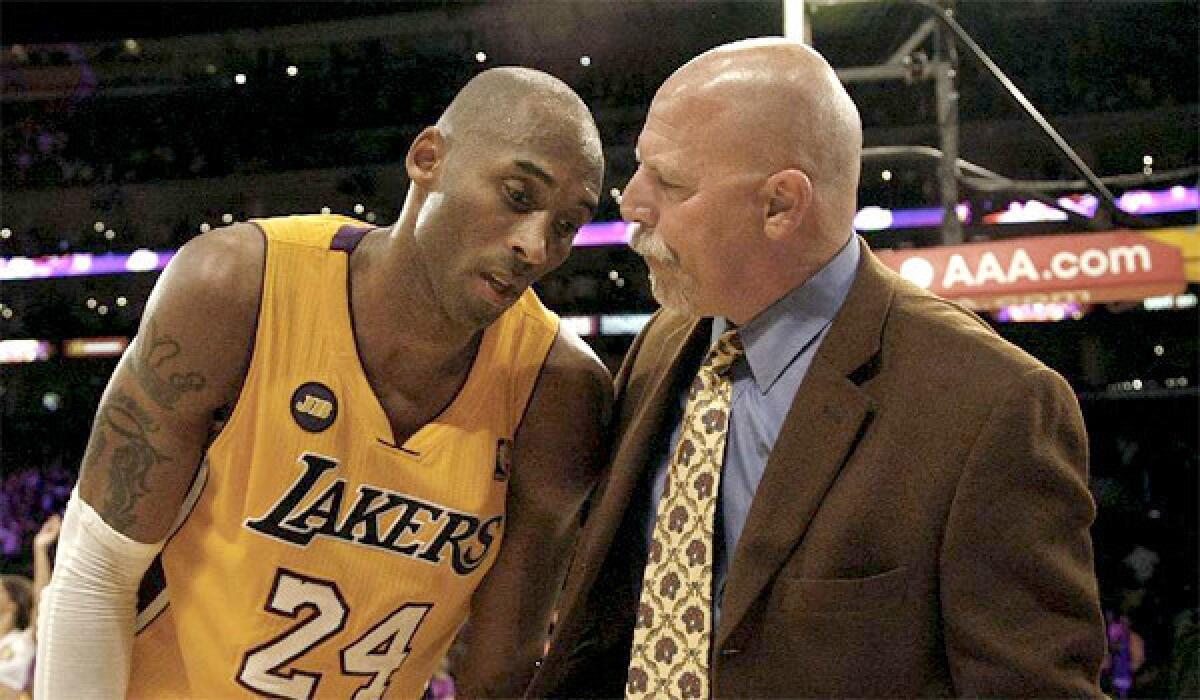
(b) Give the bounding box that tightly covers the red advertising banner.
[874,231,1188,310]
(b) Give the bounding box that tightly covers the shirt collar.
[711,236,861,393]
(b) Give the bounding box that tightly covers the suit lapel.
[715,365,872,647]
[716,240,897,648]
[588,313,708,560]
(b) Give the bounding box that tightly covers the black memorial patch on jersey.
[291,382,338,432]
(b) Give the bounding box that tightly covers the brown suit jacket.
[528,241,1105,698]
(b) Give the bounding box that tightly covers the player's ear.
[406,126,446,184]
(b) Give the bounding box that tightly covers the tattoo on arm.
[134,320,206,409]
[97,391,172,533]
[88,426,108,465]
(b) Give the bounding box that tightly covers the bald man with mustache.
[529,39,1104,698]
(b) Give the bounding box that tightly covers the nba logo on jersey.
[494,439,513,481]
[290,382,338,432]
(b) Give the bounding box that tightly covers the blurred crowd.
[0,467,71,562]
[1087,407,1199,698]
[0,512,59,700]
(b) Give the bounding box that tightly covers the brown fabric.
[529,240,1105,698]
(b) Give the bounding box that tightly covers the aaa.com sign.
[875,231,1187,310]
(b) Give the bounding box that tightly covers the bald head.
[437,67,602,173]
[656,38,862,232]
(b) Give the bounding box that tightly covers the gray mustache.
[629,224,679,266]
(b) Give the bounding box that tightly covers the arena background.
[1,2,1196,696]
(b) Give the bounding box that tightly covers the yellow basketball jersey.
[128,214,559,699]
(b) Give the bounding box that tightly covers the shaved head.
[657,38,862,235]
[436,67,603,175]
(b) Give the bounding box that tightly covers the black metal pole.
[934,0,962,244]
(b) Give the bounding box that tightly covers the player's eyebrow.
[515,159,598,216]
[515,159,555,186]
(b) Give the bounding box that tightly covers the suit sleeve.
[940,365,1106,697]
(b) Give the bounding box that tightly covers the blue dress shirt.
[640,236,860,626]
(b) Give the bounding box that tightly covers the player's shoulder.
[132,223,264,409]
[515,324,612,462]
[172,223,264,297]
[507,289,610,385]
[548,324,612,389]
[163,222,264,307]
[534,324,613,416]
[175,221,265,278]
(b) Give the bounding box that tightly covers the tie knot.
[703,329,743,376]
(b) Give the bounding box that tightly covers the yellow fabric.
[627,330,742,700]
[1143,225,1199,281]
[128,214,559,699]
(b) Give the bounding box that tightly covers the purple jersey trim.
[330,225,372,253]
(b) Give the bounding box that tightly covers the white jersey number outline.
[237,568,433,699]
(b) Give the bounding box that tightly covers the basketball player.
[36,67,610,699]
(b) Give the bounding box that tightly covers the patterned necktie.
[627,329,743,700]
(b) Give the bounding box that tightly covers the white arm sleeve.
[34,490,163,700]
